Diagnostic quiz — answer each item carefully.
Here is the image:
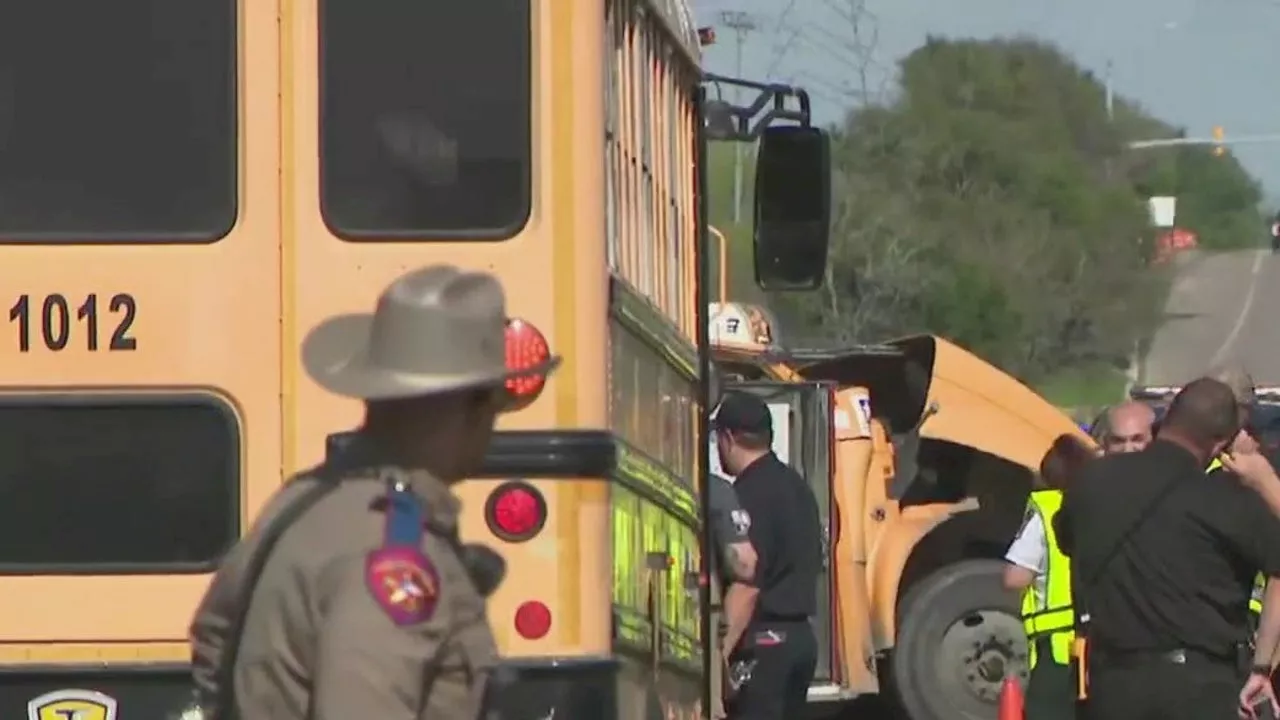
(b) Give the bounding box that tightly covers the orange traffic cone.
[998,675,1025,720]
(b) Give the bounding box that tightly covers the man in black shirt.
[709,473,759,719]
[712,392,823,720]
[1057,378,1280,719]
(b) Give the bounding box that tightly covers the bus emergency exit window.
[319,0,532,240]
[0,394,240,572]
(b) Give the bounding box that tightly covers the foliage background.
[708,36,1266,402]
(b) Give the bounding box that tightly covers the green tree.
[707,37,1266,386]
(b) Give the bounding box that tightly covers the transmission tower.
[718,10,757,224]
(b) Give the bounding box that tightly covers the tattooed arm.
[710,476,760,658]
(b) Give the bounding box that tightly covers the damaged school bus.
[709,303,1088,720]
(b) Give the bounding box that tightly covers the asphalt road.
[1141,249,1280,386]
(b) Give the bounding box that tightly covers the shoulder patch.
[366,546,440,626]
[730,509,751,534]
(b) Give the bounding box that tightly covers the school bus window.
[605,1,625,272]
[0,0,236,242]
[320,0,532,240]
[610,322,696,482]
[604,10,620,271]
[0,396,239,570]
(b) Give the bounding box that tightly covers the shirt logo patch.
[27,689,118,720]
[730,509,751,534]
[366,546,440,626]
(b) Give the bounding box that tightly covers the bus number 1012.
[8,293,137,353]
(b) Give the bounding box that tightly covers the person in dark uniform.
[710,474,759,659]
[712,392,823,720]
[709,473,759,719]
[1055,378,1280,720]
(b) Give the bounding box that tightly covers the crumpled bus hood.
[796,335,1089,470]
[897,335,1089,469]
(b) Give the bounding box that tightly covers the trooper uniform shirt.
[1056,439,1280,719]
[190,444,499,720]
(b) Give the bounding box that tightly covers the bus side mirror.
[752,125,831,291]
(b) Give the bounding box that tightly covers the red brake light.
[514,600,552,639]
[485,481,547,542]
[504,318,550,409]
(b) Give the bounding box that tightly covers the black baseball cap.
[712,392,773,436]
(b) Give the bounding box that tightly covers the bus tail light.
[485,480,547,542]
[515,600,552,639]
[505,318,551,410]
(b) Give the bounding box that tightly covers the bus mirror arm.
[701,73,812,142]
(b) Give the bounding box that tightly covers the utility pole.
[719,10,757,224]
[1103,59,1114,121]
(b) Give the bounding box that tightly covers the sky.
[696,0,1280,204]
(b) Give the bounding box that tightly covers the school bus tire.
[890,558,1026,720]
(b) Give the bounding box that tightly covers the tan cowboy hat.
[302,264,561,401]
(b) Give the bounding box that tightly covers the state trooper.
[187,265,559,720]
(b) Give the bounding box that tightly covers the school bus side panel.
[281,0,609,657]
[0,0,281,644]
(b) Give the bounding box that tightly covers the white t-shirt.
[1005,512,1048,604]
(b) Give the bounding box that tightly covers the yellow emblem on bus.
[27,689,118,720]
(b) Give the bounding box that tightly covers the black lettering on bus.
[7,295,29,352]
[77,294,99,351]
[41,294,70,350]
[108,293,138,351]
[8,293,138,352]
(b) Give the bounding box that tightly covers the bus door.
[718,381,837,680]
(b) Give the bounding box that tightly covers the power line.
[763,0,801,78]
[788,0,888,106]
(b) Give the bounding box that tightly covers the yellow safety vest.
[1021,489,1074,667]
[1207,457,1266,614]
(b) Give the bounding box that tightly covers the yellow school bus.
[709,303,1091,720]
[0,0,831,717]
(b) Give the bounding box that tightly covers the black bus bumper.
[489,657,620,719]
[0,658,621,720]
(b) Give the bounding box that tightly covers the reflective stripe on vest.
[1020,489,1074,667]
[1207,458,1266,614]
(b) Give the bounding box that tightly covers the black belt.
[758,613,809,623]
[1094,647,1233,667]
